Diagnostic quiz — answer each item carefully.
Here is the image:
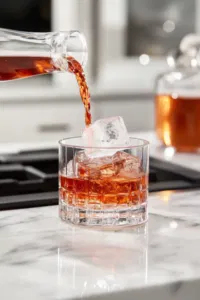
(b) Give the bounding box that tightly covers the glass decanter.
[0,28,87,80]
[155,34,200,152]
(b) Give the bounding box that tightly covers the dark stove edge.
[0,191,58,211]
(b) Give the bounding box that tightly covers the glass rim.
[59,136,149,150]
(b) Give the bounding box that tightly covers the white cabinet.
[0,100,85,143]
[0,95,154,143]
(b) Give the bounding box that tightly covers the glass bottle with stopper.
[155,34,200,152]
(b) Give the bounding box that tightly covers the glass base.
[59,199,148,229]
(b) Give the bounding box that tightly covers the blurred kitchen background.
[0,0,197,143]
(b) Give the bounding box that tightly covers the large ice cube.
[74,150,141,179]
[113,151,141,175]
[82,116,130,153]
[75,150,119,179]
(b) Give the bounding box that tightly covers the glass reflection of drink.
[59,137,149,228]
[57,224,148,298]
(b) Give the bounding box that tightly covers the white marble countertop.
[1,190,200,300]
[1,131,200,299]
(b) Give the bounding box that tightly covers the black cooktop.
[0,149,200,210]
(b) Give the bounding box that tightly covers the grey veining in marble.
[1,190,200,299]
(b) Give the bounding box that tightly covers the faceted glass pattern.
[59,137,149,228]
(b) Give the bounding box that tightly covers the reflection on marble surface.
[150,190,200,223]
[1,190,200,299]
[56,225,148,299]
